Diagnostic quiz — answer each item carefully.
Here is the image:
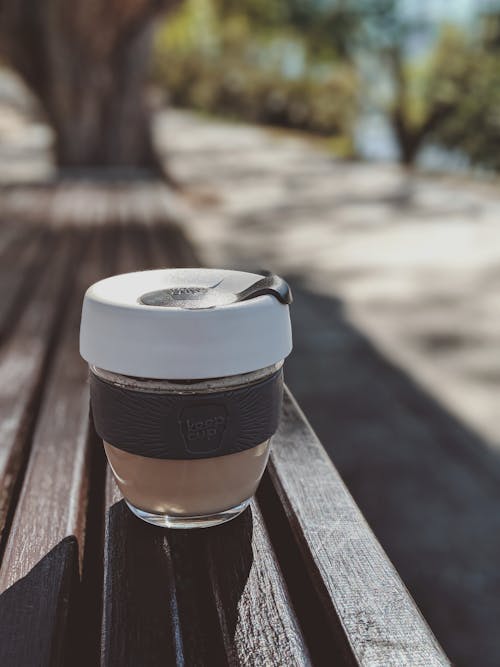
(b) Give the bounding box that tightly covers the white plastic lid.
[80,268,292,379]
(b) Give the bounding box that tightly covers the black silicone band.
[90,369,283,460]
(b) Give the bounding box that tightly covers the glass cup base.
[125,497,252,529]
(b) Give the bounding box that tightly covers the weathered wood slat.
[101,225,184,666]
[265,388,450,666]
[104,221,214,665]
[0,537,78,667]
[102,481,184,667]
[0,226,52,342]
[165,499,313,666]
[0,222,27,258]
[103,479,313,666]
[0,231,112,667]
[0,233,77,544]
[101,224,311,665]
[0,211,449,666]
[155,221,202,268]
[144,222,171,268]
[204,498,312,666]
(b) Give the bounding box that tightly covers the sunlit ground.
[159,110,500,450]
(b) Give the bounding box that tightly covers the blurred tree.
[156,0,500,170]
[0,0,181,175]
[386,29,461,166]
[192,0,460,165]
[430,12,500,171]
[381,13,500,171]
[153,0,360,150]
[352,1,468,166]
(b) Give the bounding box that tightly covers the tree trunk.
[50,17,159,172]
[387,45,454,168]
[391,111,420,167]
[0,0,180,176]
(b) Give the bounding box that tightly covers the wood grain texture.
[102,484,184,667]
[0,222,25,254]
[0,211,451,666]
[0,537,78,667]
[0,232,112,667]
[0,233,77,544]
[0,232,100,585]
[0,225,51,342]
[103,475,312,667]
[101,223,310,666]
[267,388,450,666]
[101,226,184,666]
[205,498,312,666]
[100,225,221,665]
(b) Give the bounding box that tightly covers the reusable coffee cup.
[80,268,292,528]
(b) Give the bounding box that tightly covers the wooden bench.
[0,197,449,666]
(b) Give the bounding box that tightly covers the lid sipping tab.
[138,273,292,310]
[235,274,292,305]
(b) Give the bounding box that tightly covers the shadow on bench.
[0,216,453,666]
[286,281,500,667]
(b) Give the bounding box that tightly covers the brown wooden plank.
[263,388,450,666]
[0,222,27,257]
[0,231,100,579]
[0,226,53,342]
[150,224,310,665]
[165,500,313,667]
[101,224,311,665]
[143,222,171,268]
[101,225,184,666]
[0,232,77,545]
[103,480,312,666]
[140,220,200,269]
[0,231,112,667]
[133,221,445,665]
[203,498,312,666]
[102,481,185,667]
[0,537,78,667]
[154,221,201,268]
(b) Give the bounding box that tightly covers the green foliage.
[382,26,472,164]
[153,0,500,171]
[426,23,500,170]
[152,0,359,150]
[213,0,369,60]
[386,21,500,169]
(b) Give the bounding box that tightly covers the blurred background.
[1,1,500,665]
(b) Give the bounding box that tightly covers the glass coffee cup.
[80,268,292,528]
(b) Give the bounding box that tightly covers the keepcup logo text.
[179,404,227,453]
[186,415,225,440]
